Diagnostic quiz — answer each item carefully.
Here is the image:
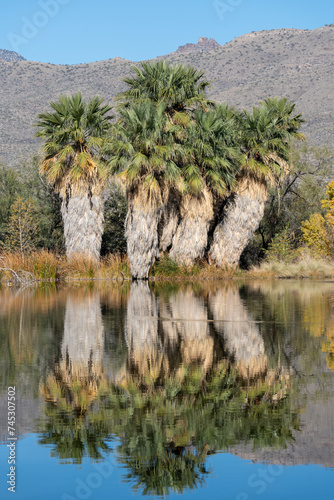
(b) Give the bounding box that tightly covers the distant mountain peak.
[0,49,26,62]
[175,37,220,54]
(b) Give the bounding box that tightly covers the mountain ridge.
[0,48,26,62]
[1,25,334,166]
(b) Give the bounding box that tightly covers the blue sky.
[0,0,333,64]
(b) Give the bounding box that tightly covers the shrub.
[153,256,181,277]
[264,228,295,263]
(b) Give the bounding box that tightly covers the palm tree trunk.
[61,194,104,260]
[170,189,213,265]
[125,190,162,279]
[209,177,268,268]
[158,190,180,252]
[209,285,267,380]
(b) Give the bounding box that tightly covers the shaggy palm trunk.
[170,189,213,265]
[209,285,267,380]
[158,190,180,252]
[126,188,162,279]
[61,193,104,260]
[209,177,268,268]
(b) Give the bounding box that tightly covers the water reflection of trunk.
[60,292,104,384]
[39,291,109,463]
[41,291,105,411]
[125,281,167,381]
[161,288,214,374]
[125,284,214,382]
[210,286,267,380]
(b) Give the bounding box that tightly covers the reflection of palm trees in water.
[125,282,214,384]
[209,285,291,402]
[210,285,268,380]
[42,291,105,413]
[117,282,298,495]
[39,283,299,494]
[125,281,165,382]
[121,283,215,494]
[162,287,214,374]
[40,291,108,462]
[61,293,104,393]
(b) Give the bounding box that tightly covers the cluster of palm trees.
[35,61,304,278]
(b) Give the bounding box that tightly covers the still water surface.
[0,280,334,499]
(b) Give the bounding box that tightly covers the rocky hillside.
[1,25,334,167]
[0,49,26,62]
[174,37,220,54]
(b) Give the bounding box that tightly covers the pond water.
[0,280,334,499]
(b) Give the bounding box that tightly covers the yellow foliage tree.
[301,181,334,258]
[321,180,334,227]
[6,196,38,256]
[301,213,331,257]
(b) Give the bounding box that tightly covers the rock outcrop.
[175,37,220,54]
[0,49,26,62]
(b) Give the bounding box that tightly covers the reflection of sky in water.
[1,281,334,498]
[0,434,333,500]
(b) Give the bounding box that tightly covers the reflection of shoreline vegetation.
[39,361,298,495]
[36,282,299,496]
[245,280,334,375]
[109,364,298,496]
[1,281,334,495]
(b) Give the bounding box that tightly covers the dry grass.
[1,250,334,283]
[0,251,130,283]
[248,257,334,279]
[97,253,130,280]
[62,254,99,280]
[0,250,59,282]
[153,254,334,281]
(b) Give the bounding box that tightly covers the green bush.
[264,228,295,263]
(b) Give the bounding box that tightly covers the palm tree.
[117,61,212,254]
[35,92,113,260]
[209,99,304,268]
[118,60,211,117]
[109,101,181,279]
[169,105,240,265]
